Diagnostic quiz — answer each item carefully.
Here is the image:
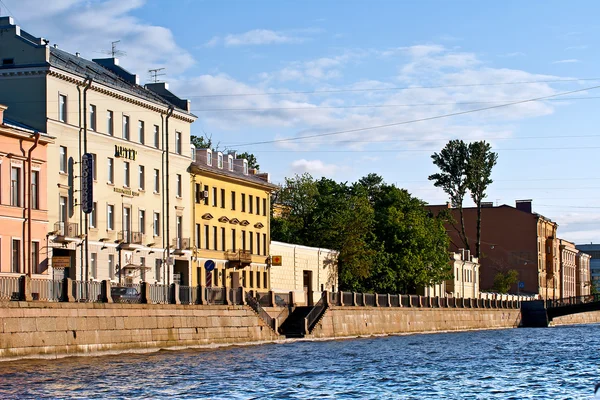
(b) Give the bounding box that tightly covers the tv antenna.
[149,68,166,83]
[97,40,126,58]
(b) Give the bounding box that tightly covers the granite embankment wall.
[550,311,600,326]
[309,306,522,338]
[0,301,279,361]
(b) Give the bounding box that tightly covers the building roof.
[190,161,279,190]
[426,202,557,225]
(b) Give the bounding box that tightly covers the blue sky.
[5,0,600,243]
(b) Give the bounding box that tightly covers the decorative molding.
[253,222,264,229]
[201,213,213,220]
[229,218,240,225]
[218,216,229,223]
[240,220,250,226]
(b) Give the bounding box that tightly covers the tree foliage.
[237,152,260,170]
[191,135,260,170]
[271,173,451,293]
[492,269,518,293]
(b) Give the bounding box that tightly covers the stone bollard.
[339,291,345,306]
[62,278,75,302]
[101,280,113,303]
[170,283,181,305]
[197,285,206,305]
[140,282,150,304]
[290,291,297,307]
[352,292,358,306]
[19,275,32,302]
[323,291,329,307]
[269,290,276,307]
[387,294,391,307]
[374,293,380,307]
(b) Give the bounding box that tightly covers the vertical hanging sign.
[81,153,94,214]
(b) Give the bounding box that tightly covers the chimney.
[515,199,532,213]
[0,104,6,125]
[481,202,494,208]
[93,57,139,85]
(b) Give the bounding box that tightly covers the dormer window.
[228,155,233,171]
[206,150,212,166]
[218,153,223,169]
[191,146,196,161]
[243,159,248,175]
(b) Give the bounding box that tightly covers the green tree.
[467,141,498,258]
[237,152,260,170]
[190,134,213,149]
[429,140,470,251]
[492,269,518,293]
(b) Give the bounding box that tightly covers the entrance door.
[303,270,313,306]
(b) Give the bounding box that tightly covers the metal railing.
[172,237,191,250]
[228,288,243,305]
[256,292,270,307]
[149,283,169,304]
[330,291,340,306]
[225,250,252,263]
[206,287,226,305]
[72,281,102,302]
[31,279,62,302]
[118,230,143,245]
[275,292,290,306]
[0,276,20,301]
[377,294,388,307]
[547,294,600,308]
[179,285,198,305]
[364,293,376,307]
[390,294,400,307]
[305,293,327,332]
[246,292,275,330]
[54,221,79,237]
[342,291,353,305]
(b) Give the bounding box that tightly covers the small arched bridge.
[521,294,600,327]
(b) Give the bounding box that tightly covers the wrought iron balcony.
[53,221,79,239]
[118,231,143,245]
[225,249,252,264]
[172,237,190,255]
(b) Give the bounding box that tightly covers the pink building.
[0,105,53,276]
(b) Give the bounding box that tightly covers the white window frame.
[107,157,114,184]
[59,146,67,173]
[138,120,145,144]
[107,110,114,136]
[89,104,97,131]
[107,204,114,231]
[139,165,145,191]
[122,114,130,140]
[58,94,67,123]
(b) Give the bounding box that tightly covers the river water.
[0,324,599,399]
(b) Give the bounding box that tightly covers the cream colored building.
[576,252,591,297]
[191,149,278,291]
[423,250,480,299]
[559,239,578,299]
[269,241,338,305]
[0,17,196,285]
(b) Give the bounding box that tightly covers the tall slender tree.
[466,141,498,258]
[428,140,470,251]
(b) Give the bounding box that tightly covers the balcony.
[225,249,252,265]
[117,231,143,249]
[53,222,79,243]
[172,237,190,255]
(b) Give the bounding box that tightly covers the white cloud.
[552,59,581,64]
[565,45,588,51]
[205,29,321,48]
[204,36,220,48]
[499,52,526,58]
[290,159,342,176]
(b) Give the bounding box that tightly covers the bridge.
[521,294,600,327]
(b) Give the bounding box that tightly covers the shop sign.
[114,145,137,161]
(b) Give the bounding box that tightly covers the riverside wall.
[0,301,279,362]
[309,306,522,339]
[549,311,600,326]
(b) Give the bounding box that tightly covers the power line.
[248,146,600,153]
[229,84,600,148]
[187,77,600,98]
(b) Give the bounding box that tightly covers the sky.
[3,0,600,244]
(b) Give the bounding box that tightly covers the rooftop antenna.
[149,67,166,83]
[96,40,126,58]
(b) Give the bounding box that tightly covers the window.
[31,241,40,273]
[59,146,67,173]
[124,161,130,187]
[122,115,130,140]
[139,166,145,190]
[256,233,260,255]
[177,216,183,240]
[91,153,97,180]
[241,194,246,212]
[59,196,68,223]
[31,170,39,209]
[241,230,246,251]
[249,270,254,288]
[155,259,162,282]
[212,187,217,207]
[195,183,201,203]
[107,158,114,184]
[195,224,201,248]
[257,270,261,289]
[11,239,20,273]
[59,94,67,123]
[220,189,225,208]
[203,185,209,205]
[90,253,97,279]
[221,227,226,251]
[138,120,145,144]
[176,131,182,154]
[139,210,145,234]
[249,195,253,214]
[249,232,253,254]
[263,233,266,256]
[89,104,96,131]
[263,198,267,216]
[204,225,209,249]
[256,197,260,216]
[153,125,159,148]
[176,174,182,197]
[107,110,114,135]
[154,169,160,193]
[107,205,114,230]
[231,229,236,251]
[231,192,236,210]
[243,160,248,175]
[218,153,223,169]
[263,271,267,288]
[213,226,217,250]
[10,166,21,207]
[228,155,233,171]
[153,212,160,236]
[207,151,212,166]
[89,202,97,228]
[108,254,114,280]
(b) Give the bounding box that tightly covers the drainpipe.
[160,114,165,284]
[77,85,83,281]
[165,106,174,287]
[191,173,197,284]
[82,77,92,283]
[26,133,41,277]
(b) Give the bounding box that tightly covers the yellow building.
[190,149,278,291]
[0,17,196,285]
